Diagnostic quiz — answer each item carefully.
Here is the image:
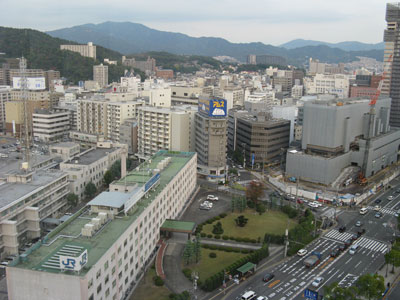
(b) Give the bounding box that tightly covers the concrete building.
[304,74,350,98]
[60,42,97,59]
[255,55,287,66]
[7,151,197,300]
[0,86,11,133]
[137,105,197,159]
[142,86,171,108]
[119,119,138,155]
[0,153,69,258]
[49,142,80,161]
[227,109,250,153]
[60,144,125,200]
[195,98,228,182]
[171,86,202,105]
[69,131,99,149]
[383,3,400,127]
[308,58,345,75]
[247,54,257,65]
[122,56,156,74]
[272,106,297,143]
[156,69,174,79]
[93,64,108,88]
[232,113,290,166]
[223,86,244,110]
[286,97,400,185]
[32,109,70,142]
[291,85,304,99]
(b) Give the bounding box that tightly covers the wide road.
[228,177,400,300]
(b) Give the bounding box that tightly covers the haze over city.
[1,0,387,44]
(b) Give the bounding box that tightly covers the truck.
[303,251,322,268]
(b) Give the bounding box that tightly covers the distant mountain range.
[47,21,384,65]
[280,39,385,51]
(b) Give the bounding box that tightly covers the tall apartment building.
[77,98,144,141]
[0,86,11,133]
[137,105,197,159]
[93,64,108,88]
[32,109,70,142]
[255,55,287,66]
[223,86,244,110]
[195,98,228,182]
[122,56,156,73]
[60,42,96,59]
[383,3,400,127]
[119,119,138,154]
[0,154,69,258]
[233,114,290,165]
[7,151,197,300]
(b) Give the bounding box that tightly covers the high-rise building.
[0,86,11,133]
[60,42,96,59]
[93,64,108,88]
[383,3,400,127]
[195,98,228,182]
[32,109,70,142]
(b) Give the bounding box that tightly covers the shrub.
[201,233,206,238]
[219,213,227,218]
[214,234,221,239]
[209,252,217,258]
[182,268,192,280]
[154,275,164,286]
[256,203,266,215]
[202,244,209,249]
[207,234,213,238]
[222,235,229,240]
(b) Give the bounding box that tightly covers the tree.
[66,193,78,207]
[355,273,385,300]
[103,170,114,187]
[256,203,266,215]
[193,234,201,263]
[232,149,244,164]
[235,215,248,227]
[212,222,224,235]
[182,240,195,265]
[246,180,263,206]
[323,282,358,300]
[84,181,97,199]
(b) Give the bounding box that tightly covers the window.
[112,266,116,275]
[119,271,123,280]
[104,260,109,270]
[97,284,102,294]
[118,258,122,267]
[105,275,109,284]
[111,253,115,261]
[89,295,94,300]
[112,279,116,288]
[96,269,101,279]
[105,288,110,297]
[88,279,93,289]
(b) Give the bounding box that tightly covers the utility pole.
[295,177,299,210]
[284,220,289,258]
[242,142,246,168]
[20,57,31,171]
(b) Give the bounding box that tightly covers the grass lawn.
[232,183,246,191]
[132,267,171,300]
[187,248,247,280]
[202,209,297,239]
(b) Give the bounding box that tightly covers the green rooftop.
[161,219,196,233]
[12,151,196,276]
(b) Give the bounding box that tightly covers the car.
[339,244,346,251]
[311,276,324,288]
[396,188,400,193]
[330,248,340,258]
[375,212,382,218]
[313,201,322,207]
[256,297,268,300]
[206,195,219,201]
[357,228,366,236]
[262,273,275,283]
[355,221,362,227]
[351,234,358,241]
[375,198,382,204]
[297,198,304,204]
[345,239,353,247]
[374,205,381,211]
[388,196,394,201]
[338,226,346,233]
[349,244,360,255]
[297,249,308,257]
[395,213,399,218]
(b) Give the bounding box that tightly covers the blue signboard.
[304,288,318,300]
[198,99,227,117]
[251,153,255,166]
[145,173,161,192]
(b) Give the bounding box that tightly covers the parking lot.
[181,187,233,225]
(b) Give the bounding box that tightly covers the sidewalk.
[201,238,262,250]
[379,265,400,299]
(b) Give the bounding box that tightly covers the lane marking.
[268,279,280,288]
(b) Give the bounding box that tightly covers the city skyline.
[1,0,387,45]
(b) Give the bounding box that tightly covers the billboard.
[198,99,227,117]
[59,249,88,272]
[13,77,46,90]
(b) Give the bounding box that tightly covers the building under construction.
[286,97,400,185]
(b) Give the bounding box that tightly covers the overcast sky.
[1,0,387,45]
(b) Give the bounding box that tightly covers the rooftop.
[0,169,67,210]
[64,147,118,166]
[12,151,195,276]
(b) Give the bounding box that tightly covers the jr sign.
[59,249,88,271]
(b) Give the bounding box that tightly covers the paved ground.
[201,238,262,250]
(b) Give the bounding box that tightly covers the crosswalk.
[366,206,397,216]
[324,230,388,253]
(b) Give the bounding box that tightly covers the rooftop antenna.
[20,57,31,172]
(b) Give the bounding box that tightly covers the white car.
[374,205,381,211]
[312,201,322,207]
[256,297,268,300]
[311,276,324,287]
[207,195,219,201]
[297,249,308,257]
[203,201,213,208]
[388,196,394,201]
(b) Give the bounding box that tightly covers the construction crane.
[359,54,393,185]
